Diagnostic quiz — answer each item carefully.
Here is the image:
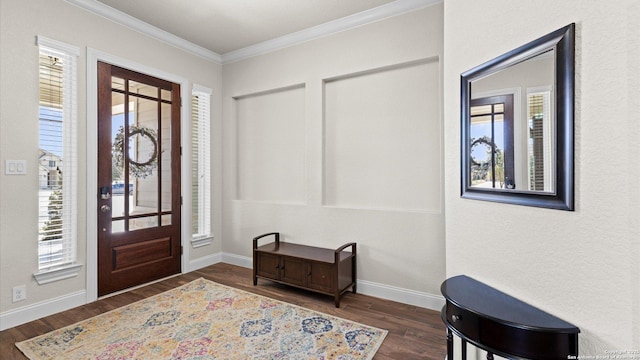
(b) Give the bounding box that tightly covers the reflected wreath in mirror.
[470,136,507,189]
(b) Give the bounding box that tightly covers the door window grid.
[469,95,515,190]
[470,103,506,189]
[110,77,172,232]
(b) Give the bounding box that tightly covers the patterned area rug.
[16,278,387,359]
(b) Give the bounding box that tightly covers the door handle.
[100,205,111,213]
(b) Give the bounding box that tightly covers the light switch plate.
[5,160,27,175]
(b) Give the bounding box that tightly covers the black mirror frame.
[460,23,575,211]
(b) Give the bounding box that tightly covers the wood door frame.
[86,49,191,302]
[471,87,524,189]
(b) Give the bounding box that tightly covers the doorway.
[469,95,515,189]
[96,62,181,296]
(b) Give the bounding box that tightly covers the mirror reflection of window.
[460,23,574,210]
[469,95,514,189]
[527,89,553,192]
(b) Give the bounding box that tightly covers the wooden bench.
[252,232,356,307]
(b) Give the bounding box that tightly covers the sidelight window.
[37,36,79,271]
[527,89,553,191]
[191,85,212,245]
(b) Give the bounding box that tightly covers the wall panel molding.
[323,57,442,212]
[234,84,307,204]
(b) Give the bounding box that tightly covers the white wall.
[0,0,222,324]
[444,0,640,355]
[222,4,446,300]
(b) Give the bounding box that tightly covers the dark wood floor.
[0,263,446,359]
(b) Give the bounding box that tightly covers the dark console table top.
[441,275,579,332]
[441,275,579,360]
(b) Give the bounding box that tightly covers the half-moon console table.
[441,275,579,360]
[253,232,356,307]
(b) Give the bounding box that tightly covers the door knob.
[100,205,111,213]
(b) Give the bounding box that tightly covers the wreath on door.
[112,125,158,179]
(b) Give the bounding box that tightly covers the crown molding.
[65,0,222,63]
[66,0,441,65]
[221,0,442,64]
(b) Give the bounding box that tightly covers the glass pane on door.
[111,89,126,233]
[469,102,507,189]
[109,76,173,232]
[470,110,493,188]
[129,94,159,219]
[493,113,505,188]
[160,102,172,216]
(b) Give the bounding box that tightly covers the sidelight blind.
[527,90,551,192]
[191,85,212,242]
[37,36,79,270]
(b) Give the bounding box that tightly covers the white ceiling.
[96,0,398,55]
[66,0,439,63]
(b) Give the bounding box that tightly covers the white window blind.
[191,85,212,243]
[527,90,552,192]
[37,36,79,270]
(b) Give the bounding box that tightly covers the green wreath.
[112,125,158,179]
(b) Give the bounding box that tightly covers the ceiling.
[95,0,399,55]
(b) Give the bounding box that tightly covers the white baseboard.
[357,279,445,310]
[221,252,253,268]
[216,252,444,311]
[186,252,222,273]
[0,290,86,331]
[1,251,444,331]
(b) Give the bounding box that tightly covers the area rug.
[16,278,387,359]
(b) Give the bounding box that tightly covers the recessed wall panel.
[235,85,306,203]
[324,60,441,211]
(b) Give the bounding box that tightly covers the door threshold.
[97,273,183,300]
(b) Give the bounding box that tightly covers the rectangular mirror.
[461,23,575,210]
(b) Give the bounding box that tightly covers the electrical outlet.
[12,285,26,302]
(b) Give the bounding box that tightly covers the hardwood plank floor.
[0,263,447,359]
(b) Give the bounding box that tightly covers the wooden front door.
[97,62,181,296]
[469,95,515,189]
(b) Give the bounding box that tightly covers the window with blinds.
[527,90,552,192]
[191,86,212,243]
[37,37,79,270]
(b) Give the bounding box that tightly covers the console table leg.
[446,329,453,360]
[461,338,467,360]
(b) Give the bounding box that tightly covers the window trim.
[191,84,212,248]
[526,86,554,192]
[34,36,82,283]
